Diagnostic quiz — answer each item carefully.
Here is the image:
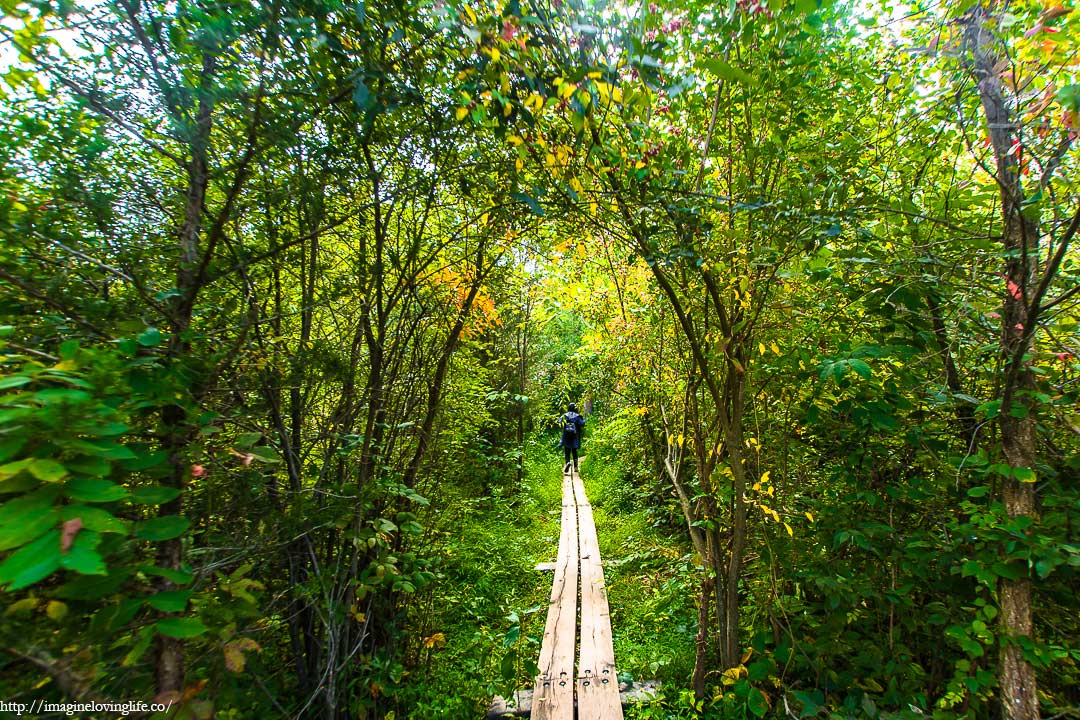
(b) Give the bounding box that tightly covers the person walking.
[558,402,585,474]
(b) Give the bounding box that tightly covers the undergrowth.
[403,438,562,718]
[582,415,699,718]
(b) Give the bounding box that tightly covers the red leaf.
[1007,279,1023,300]
[191,464,206,478]
[61,518,83,554]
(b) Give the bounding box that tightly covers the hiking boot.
[563,462,571,473]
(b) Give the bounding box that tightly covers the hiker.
[558,402,585,474]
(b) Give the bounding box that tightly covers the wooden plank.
[531,471,578,720]
[487,682,663,718]
[573,474,624,719]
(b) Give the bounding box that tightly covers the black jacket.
[559,411,585,450]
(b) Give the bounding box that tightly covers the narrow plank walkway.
[531,465,623,719]
[572,473,622,718]
[532,470,578,719]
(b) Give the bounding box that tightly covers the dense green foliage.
[0,0,1077,718]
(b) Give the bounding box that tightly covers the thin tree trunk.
[964,9,1040,718]
[155,46,217,699]
[693,576,714,700]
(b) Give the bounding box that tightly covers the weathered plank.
[487,682,662,718]
[531,471,578,720]
[573,474,623,719]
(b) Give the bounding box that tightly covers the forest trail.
[491,464,624,719]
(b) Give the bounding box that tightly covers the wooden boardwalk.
[531,466,623,720]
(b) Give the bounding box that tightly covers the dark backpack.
[563,414,579,437]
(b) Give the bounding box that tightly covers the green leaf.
[35,388,91,405]
[69,439,137,460]
[747,659,771,681]
[353,76,373,110]
[156,616,208,639]
[848,359,872,379]
[136,515,191,541]
[56,568,133,600]
[0,506,57,551]
[65,478,128,502]
[511,191,545,216]
[131,485,181,505]
[696,58,752,84]
[1012,466,1036,483]
[147,589,193,612]
[992,561,1026,580]
[1056,84,1080,112]
[248,446,280,463]
[66,456,112,476]
[120,449,167,470]
[746,687,769,717]
[966,485,990,498]
[0,530,62,589]
[0,486,60,524]
[29,458,68,482]
[0,458,33,480]
[61,530,106,575]
[0,376,30,390]
[137,328,162,347]
[0,474,38,495]
[61,505,129,534]
[1008,402,1029,418]
[976,399,1001,419]
[139,565,194,585]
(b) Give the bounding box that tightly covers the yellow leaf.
[224,643,247,673]
[758,342,766,355]
[480,213,490,226]
[503,101,512,117]
[46,601,67,621]
[454,107,468,121]
[515,158,523,172]
[805,511,814,522]
[488,47,501,62]
[760,470,770,484]
[587,71,602,79]
[721,665,746,684]
[423,632,447,649]
[6,597,39,616]
[462,4,477,24]
[784,522,793,536]
[634,160,646,169]
[741,649,753,664]
[752,482,761,492]
[508,135,523,146]
[771,342,781,355]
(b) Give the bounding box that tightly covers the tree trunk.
[154,46,217,699]
[964,8,1040,718]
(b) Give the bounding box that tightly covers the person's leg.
[572,448,579,472]
[563,446,571,473]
